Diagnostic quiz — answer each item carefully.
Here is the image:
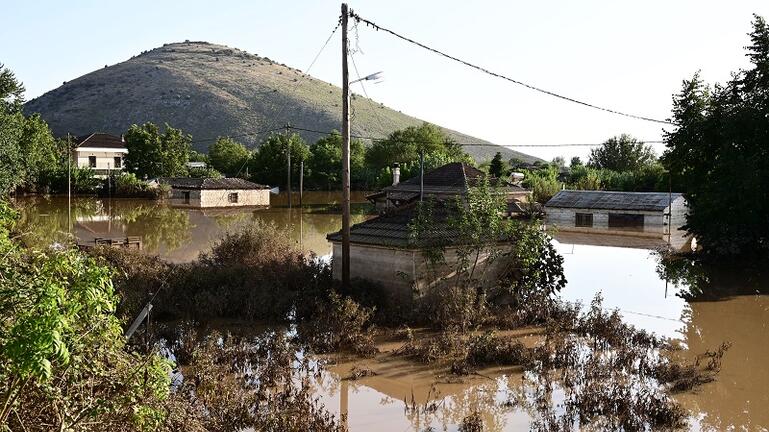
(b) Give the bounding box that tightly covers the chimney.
[392,163,400,186]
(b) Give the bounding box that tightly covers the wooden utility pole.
[299,160,304,207]
[419,151,424,202]
[286,123,292,209]
[341,3,351,288]
[67,134,72,233]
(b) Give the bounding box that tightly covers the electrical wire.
[348,10,673,126]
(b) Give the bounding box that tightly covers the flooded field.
[15,194,769,431]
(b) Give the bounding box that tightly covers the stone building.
[159,177,270,208]
[327,201,509,294]
[366,162,530,213]
[72,133,128,175]
[544,190,687,240]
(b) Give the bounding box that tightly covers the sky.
[2,0,768,162]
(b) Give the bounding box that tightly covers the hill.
[24,41,539,163]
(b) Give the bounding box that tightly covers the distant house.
[327,201,509,293]
[158,177,270,208]
[367,162,531,213]
[72,133,128,175]
[544,190,687,240]
[186,161,207,169]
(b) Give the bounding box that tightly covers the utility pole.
[419,151,424,202]
[67,134,72,234]
[286,123,292,209]
[299,160,304,208]
[341,2,351,288]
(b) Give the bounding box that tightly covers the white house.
[544,190,687,241]
[72,133,128,174]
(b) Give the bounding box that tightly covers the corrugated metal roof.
[158,177,269,190]
[545,190,683,212]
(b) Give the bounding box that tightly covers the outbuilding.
[159,177,270,208]
[544,190,687,240]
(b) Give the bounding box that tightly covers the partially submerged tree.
[248,132,310,189]
[663,14,769,257]
[207,136,250,177]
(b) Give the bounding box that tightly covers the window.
[228,192,239,203]
[182,191,190,204]
[608,213,644,231]
[88,156,96,168]
[114,156,122,168]
[575,212,593,227]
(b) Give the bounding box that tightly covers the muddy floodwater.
[15,194,769,431]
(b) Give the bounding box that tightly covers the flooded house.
[544,190,687,241]
[327,200,508,293]
[159,177,270,208]
[72,133,128,175]
[366,162,530,213]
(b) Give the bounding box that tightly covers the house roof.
[545,190,684,212]
[327,201,462,248]
[75,133,126,149]
[382,162,528,195]
[158,177,269,190]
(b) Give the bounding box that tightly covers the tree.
[306,131,365,189]
[365,122,468,170]
[662,15,769,257]
[123,122,191,179]
[588,134,656,171]
[551,156,566,168]
[570,156,583,168]
[0,63,25,114]
[488,152,507,178]
[208,137,250,177]
[248,132,310,188]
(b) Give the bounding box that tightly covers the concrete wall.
[168,188,269,208]
[545,198,689,240]
[74,149,126,170]
[330,242,510,295]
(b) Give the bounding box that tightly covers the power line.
[287,124,663,148]
[348,10,674,126]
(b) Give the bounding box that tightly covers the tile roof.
[75,133,126,149]
[545,190,684,212]
[158,177,269,190]
[383,162,528,195]
[327,201,462,248]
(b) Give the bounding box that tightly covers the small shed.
[159,177,270,208]
[327,201,508,294]
[544,190,687,240]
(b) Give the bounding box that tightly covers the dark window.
[608,213,644,231]
[182,191,190,204]
[228,192,239,203]
[575,212,593,227]
[88,156,96,168]
[114,157,122,168]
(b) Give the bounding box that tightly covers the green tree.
[662,15,769,257]
[366,122,468,170]
[248,132,310,188]
[551,156,566,168]
[588,134,656,171]
[208,137,250,176]
[570,156,583,168]
[488,152,507,178]
[307,131,366,189]
[124,122,191,179]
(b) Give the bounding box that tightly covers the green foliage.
[0,63,25,114]
[124,122,191,179]
[248,132,310,188]
[589,134,656,171]
[187,166,223,179]
[306,131,366,189]
[662,15,769,256]
[566,163,668,192]
[522,166,561,203]
[366,122,470,170]
[207,136,250,176]
[570,156,583,168]
[0,200,172,431]
[488,152,507,178]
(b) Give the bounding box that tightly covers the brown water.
[15,195,769,431]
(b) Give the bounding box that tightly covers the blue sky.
[2,0,767,161]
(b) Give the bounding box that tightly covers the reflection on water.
[14,191,373,262]
[14,194,769,430]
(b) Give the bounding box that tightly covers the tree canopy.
[662,14,769,257]
[306,131,366,189]
[488,152,507,178]
[124,122,191,179]
[365,122,468,170]
[208,137,250,177]
[248,132,310,188]
[588,134,656,171]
